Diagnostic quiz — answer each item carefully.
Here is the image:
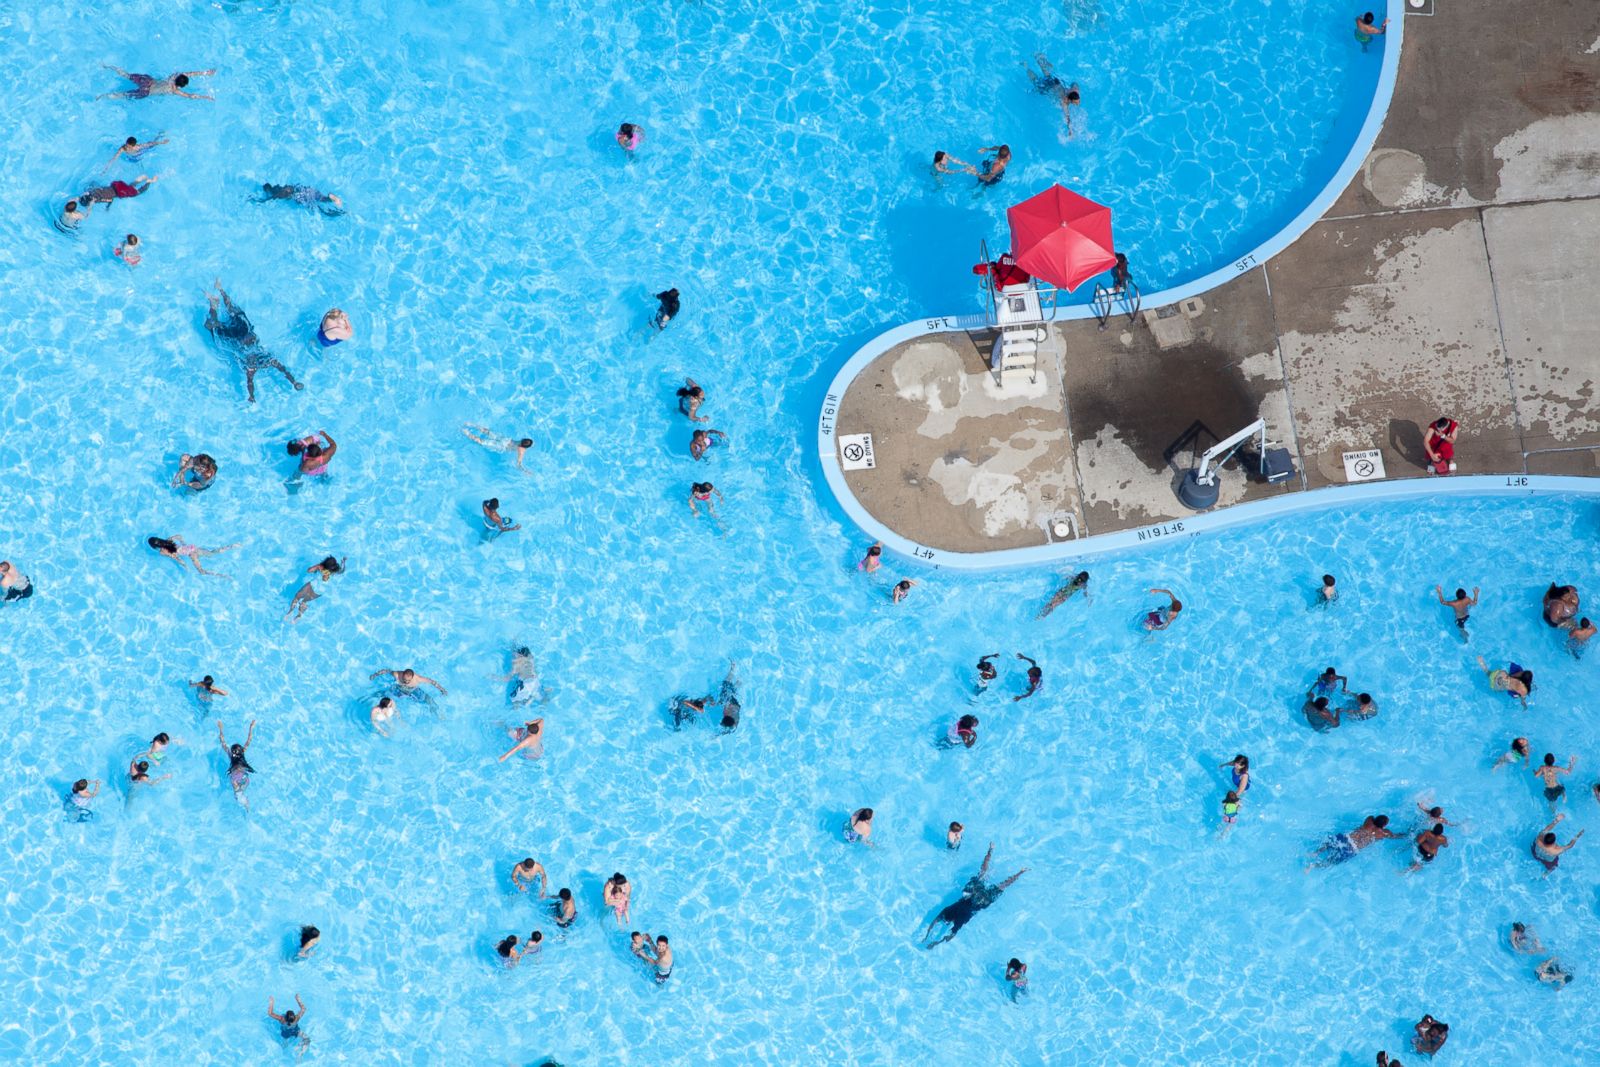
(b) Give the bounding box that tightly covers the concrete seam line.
[1258,263,1310,495]
[1476,205,1527,467]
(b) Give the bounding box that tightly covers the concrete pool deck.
[820,0,1600,563]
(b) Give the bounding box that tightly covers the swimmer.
[1354,12,1389,49]
[1221,790,1241,833]
[1376,1052,1401,1067]
[316,308,353,348]
[147,535,239,578]
[1303,695,1341,731]
[603,873,632,924]
[139,732,181,768]
[1038,571,1090,618]
[1533,752,1577,810]
[56,199,88,231]
[286,556,345,621]
[1142,587,1182,631]
[1492,736,1531,772]
[932,150,976,176]
[266,995,309,1053]
[1414,801,1455,829]
[1405,824,1450,874]
[1013,654,1042,702]
[1411,1015,1447,1055]
[687,481,724,518]
[922,844,1027,947]
[634,933,673,984]
[1006,958,1029,1001]
[217,719,256,809]
[1542,583,1580,629]
[615,121,644,152]
[296,925,321,960]
[1311,667,1349,697]
[172,452,218,492]
[1221,754,1250,794]
[128,760,166,788]
[941,714,979,749]
[114,233,142,266]
[1510,922,1544,954]
[652,288,680,330]
[669,694,706,729]
[66,778,99,821]
[189,675,228,701]
[496,932,539,966]
[100,66,215,100]
[1435,585,1478,641]
[497,646,548,707]
[461,425,534,473]
[1108,253,1131,294]
[844,807,874,846]
[1531,814,1583,875]
[1025,54,1080,133]
[1,561,35,603]
[947,821,964,850]
[892,579,917,604]
[1346,692,1378,721]
[251,182,345,217]
[371,668,448,700]
[677,378,707,422]
[204,282,304,402]
[80,176,161,208]
[709,660,741,724]
[1306,815,1396,870]
[499,718,545,761]
[1476,655,1532,709]
[551,887,577,927]
[370,696,399,737]
[974,653,1000,694]
[104,134,168,169]
[482,497,521,536]
[1535,956,1573,989]
[1566,617,1596,658]
[511,857,548,896]
[1317,573,1337,606]
[290,430,337,476]
[976,144,1011,185]
[719,699,741,732]
[689,427,727,461]
[859,542,883,573]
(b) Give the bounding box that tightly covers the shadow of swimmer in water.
[921,843,1028,948]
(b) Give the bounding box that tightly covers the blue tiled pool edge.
[816,0,1439,570]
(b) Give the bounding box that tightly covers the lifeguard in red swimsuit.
[1424,416,1458,474]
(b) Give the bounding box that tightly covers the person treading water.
[921,843,1027,948]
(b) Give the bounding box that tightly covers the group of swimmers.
[930,53,1083,189]
[500,860,674,985]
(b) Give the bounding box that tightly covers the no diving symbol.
[1353,458,1375,478]
[1341,448,1386,482]
[838,432,876,471]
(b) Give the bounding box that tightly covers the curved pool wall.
[818,0,1408,566]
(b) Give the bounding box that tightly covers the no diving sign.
[839,433,876,471]
[1342,448,1386,483]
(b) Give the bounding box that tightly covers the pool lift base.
[1177,418,1296,511]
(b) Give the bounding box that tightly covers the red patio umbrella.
[1007,184,1117,292]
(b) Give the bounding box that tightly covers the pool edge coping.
[818,1,1424,571]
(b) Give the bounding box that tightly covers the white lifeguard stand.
[976,240,1060,387]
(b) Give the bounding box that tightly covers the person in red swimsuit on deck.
[1423,415,1458,475]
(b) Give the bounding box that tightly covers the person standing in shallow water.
[1354,11,1389,50]
[652,288,680,330]
[1436,584,1478,641]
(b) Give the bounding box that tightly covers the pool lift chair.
[1176,418,1297,510]
[975,239,1061,387]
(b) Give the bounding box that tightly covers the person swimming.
[652,288,680,330]
[482,498,521,537]
[252,183,345,217]
[689,427,727,461]
[217,719,257,809]
[1143,588,1182,631]
[1542,583,1579,628]
[1038,571,1090,618]
[974,653,999,694]
[976,144,1011,185]
[932,150,977,176]
[289,430,337,477]
[633,933,672,984]
[922,844,1027,947]
[172,452,218,492]
[677,378,707,421]
[286,555,345,621]
[99,66,215,100]
[1013,654,1041,702]
[940,714,979,749]
[500,647,547,707]
[499,718,545,761]
[266,995,309,1052]
[1025,54,1080,132]
[844,807,874,845]
[0,561,34,603]
[296,925,321,960]
[1476,655,1533,708]
[616,122,644,152]
[65,778,99,822]
[205,282,305,402]
[316,308,353,347]
[1221,754,1250,794]
[947,821,964,850]
[551,887,576,927]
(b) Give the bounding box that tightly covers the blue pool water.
[1,2,1552,1065]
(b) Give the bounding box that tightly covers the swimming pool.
[3,2,1543,1065]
